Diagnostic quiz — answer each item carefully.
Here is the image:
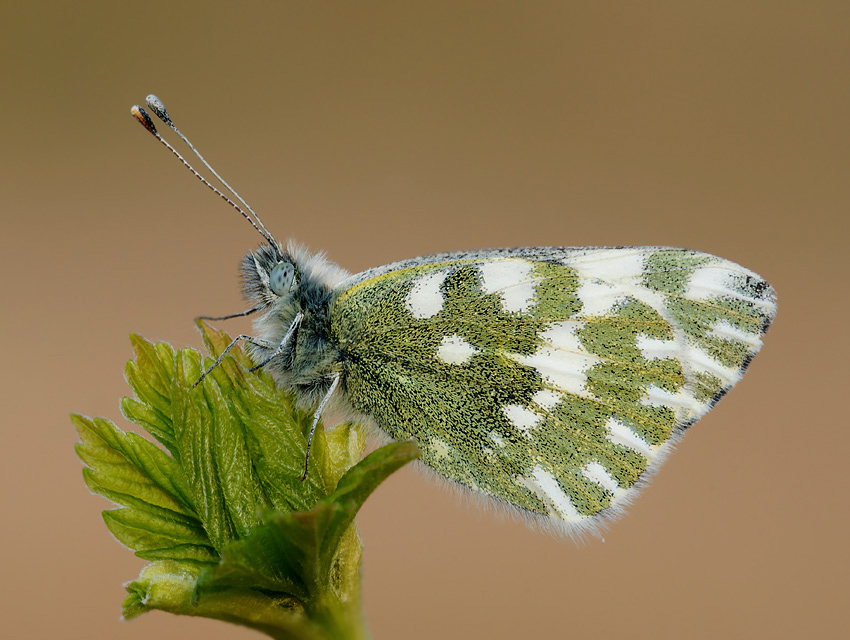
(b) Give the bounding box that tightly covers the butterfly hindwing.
[330,247,775,535]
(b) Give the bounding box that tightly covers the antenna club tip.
[145,94,173,125]
[131,105,158,135]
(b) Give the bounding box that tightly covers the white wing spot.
[687,348,742,387]
[518,465,582,521]
[581,461,622,496]
[502,404,541,434]
[489,431,505,447]
[510,349,597,398]
[508,321,598,398]
[685,265,774,311]
[709,319,762,348]
[573,280,627,317]
[405,269,449,318]
[430,438,451,459]
[685,265,735,301]
[532,389,563,410]
[635,334,680,361]
[605,417,653,458]
[641,385,703,417]
[565,248,647,279]
[540,320,586,353]
[436,334,477,365]
[478,259,536,313]
[566,250,649,317]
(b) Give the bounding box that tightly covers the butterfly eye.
[269,262,295,296]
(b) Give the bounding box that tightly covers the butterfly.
[132,96,776,538]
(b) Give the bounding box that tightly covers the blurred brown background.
[1,2,847,639]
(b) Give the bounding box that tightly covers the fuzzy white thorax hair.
[284,240,351,290]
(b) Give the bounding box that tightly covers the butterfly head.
[241,243,301,309]
[240,241,350,314]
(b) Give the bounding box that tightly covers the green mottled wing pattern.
[330,247,775,534]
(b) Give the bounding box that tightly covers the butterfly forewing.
[331,247,775,534]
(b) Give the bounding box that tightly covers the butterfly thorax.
[241,242,351,407]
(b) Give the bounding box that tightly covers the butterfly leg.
[192,334,276,387]
[249,312,304,371]
[301,372,341,480]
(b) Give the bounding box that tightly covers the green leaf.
[170,348,241,550]
[197,317,257,370]
[207,441,420,599]
[73,323,417,639]
[123,336,179,456]
[313,440,420,580]
[73,414,195,515]
[102,507,217,563]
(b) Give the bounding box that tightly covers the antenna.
[130,99,279,247]
[144,95,277,244]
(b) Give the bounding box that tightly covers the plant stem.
[305,588,371,640]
